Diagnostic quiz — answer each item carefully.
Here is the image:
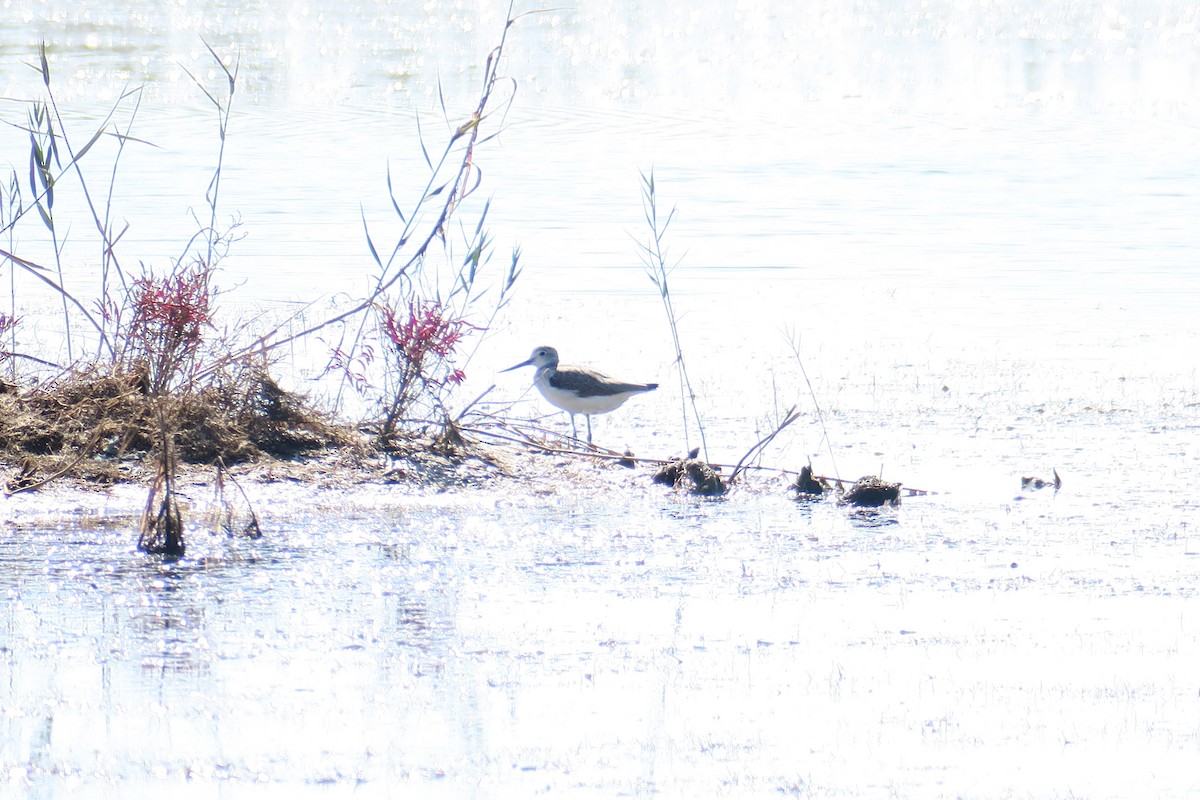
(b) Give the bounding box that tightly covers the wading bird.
[503,345,657,443]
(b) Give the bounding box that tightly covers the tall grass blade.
[73,124,106,162]
[415,112,432,169]
[38,43,50,88]
[361,205,382,269]
[385,161,406,223]
[635,168,708,460]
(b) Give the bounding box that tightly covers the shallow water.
[3,0,1200,797]
[4,468,1199,798]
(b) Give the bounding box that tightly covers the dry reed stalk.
[137,403,185,557]
[635,169,709,461]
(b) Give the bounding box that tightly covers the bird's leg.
[569,413,579,440]
[585,415,593,444]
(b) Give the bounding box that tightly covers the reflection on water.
[2,0,1200,796]
[1,512,467,790]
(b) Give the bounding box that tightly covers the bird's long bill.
[501,357,534,373]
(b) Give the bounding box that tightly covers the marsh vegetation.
[1,22,531,551]
[1,12,902,559]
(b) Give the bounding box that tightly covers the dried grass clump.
[180,369,350,462]
[0,365,346,489]
[0,369,149,486]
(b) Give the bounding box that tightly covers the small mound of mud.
[839,475,902,507]
[653,453,726,496]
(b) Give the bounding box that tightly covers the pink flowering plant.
[120,266,214,396]
[376,298,472,442]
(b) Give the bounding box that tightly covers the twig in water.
[210,458,263,538]
[730,406,801,483]
[138,403,185,557]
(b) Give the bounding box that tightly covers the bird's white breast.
[535,373,637,415]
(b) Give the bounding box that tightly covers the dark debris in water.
[1021,469,1062,491]
[838,475,902,508]
[652,454,726,496]
[790,465,831,500]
